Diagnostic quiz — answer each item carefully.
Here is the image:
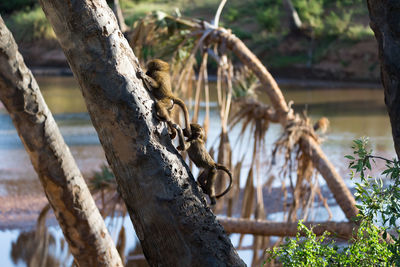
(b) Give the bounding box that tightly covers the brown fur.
[175,123,232,205]
[138,59,191,138]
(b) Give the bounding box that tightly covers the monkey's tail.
[173,98,191,135]
[215,164,233,199]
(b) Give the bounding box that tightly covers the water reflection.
[10,205,73,267]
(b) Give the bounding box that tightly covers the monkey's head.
[146,59,170,72]
[188,123,205,141]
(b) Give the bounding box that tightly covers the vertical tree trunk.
[367,0,400,159]
[113,0,128,32]
[0,16,123,267]
[39,0,245,266]
[282,0,303,33]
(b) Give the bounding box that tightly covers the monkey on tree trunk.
[174,123,232,205]
[137,59,191,138]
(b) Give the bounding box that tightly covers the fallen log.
[218,217,355,239]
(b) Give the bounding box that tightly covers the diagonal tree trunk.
[39,0,245,265]
[367,0,400,159]
[0,16,123,267]
[207,29,358,221]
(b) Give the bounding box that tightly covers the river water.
[0,76,394,266]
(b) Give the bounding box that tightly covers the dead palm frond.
[271,113,333,224]
[237,167,255,249]
[226,158,244,217]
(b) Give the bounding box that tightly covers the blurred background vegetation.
[1,0,374,72]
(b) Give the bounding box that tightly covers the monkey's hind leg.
[155,100,176,139]
[197,170,207,193]
[198,168,217,205]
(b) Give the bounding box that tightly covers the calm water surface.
[0,76,394,266]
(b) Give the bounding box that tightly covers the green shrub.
[293,0,324,33]
[323,11,352,37]
[5,6,55,42]
[254,0,282,31]
[348,138,400,264]
[256,6,281,31]
[266,138,398,265]
[266,221,338,266]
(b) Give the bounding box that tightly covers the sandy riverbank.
[0,194,50,230]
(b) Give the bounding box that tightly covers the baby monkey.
[137,59,191,138]
[175,123,232,205]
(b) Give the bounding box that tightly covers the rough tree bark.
[206,29,358,221]
[39,0,245,266]
[0,16,123,267]
[367,0,400,159]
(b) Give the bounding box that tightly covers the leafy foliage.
[266,138,399,265]
[5,6,55,42]
[266,221,338,266]
[255,2,282,31]
[348,137,400,264]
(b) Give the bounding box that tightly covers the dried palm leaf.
[237,167,255,249]
[214,130,232,213]
[116,226,126,264]
[226,158,244,217]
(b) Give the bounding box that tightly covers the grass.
[122,1,180,27]
[5,6,55,42]
[122,0,219,27]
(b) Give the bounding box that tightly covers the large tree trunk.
[0,16,123,267]
[367,1,400,159]
[38,0,245,266]
[207,30,358,221]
